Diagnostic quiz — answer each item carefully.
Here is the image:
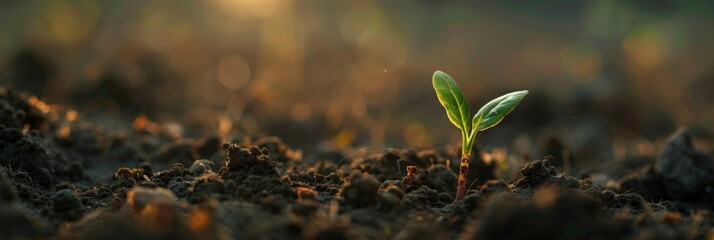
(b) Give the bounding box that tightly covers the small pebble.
[52,189,81,212]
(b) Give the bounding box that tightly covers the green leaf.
[432,71,470,131]
[473,90,528,132]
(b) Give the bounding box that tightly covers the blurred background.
[1,0,713,169]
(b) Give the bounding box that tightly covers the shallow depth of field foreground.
[1,1,713,239]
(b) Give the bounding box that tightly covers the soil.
[1,87,713,240]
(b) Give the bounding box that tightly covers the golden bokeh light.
[209,0,292,19]
[290,102,312,121]
[45,0,101,45]
[217,55,251,90]
[560,40,602,81]
[404,122,430,146]
[622,25,669,71]
[140,3,192,52]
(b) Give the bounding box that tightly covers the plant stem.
[455,151,470,201]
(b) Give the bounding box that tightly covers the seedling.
[432,71,528,201]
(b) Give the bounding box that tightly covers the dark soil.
[0,87,713,239]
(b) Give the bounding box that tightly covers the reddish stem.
[455,153,470,201]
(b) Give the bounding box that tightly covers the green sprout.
[432,70,528,201]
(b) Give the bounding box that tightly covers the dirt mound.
[620,130,714,211]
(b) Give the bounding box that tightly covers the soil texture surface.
[1,87,713,239]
